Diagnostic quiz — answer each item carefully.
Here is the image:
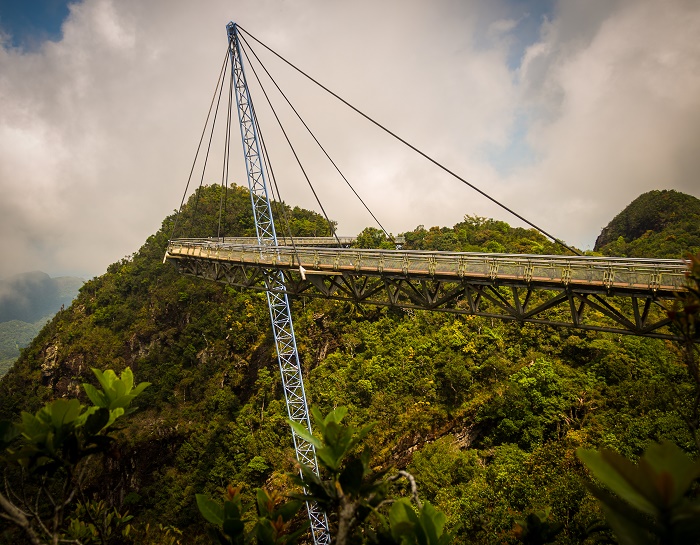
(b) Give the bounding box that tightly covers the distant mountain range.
[0,271,83,374]
[0,271,83,322]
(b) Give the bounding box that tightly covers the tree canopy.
[595,190,700,258]
[1,184,699,544]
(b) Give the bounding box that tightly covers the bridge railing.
[166,238,688,295]
[171,235,405,247]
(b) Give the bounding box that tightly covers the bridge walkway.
[166,238,688,340]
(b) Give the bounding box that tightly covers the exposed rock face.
[41,341,61,382]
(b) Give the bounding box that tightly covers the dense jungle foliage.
[0,184,698,544]
[594,189,700,258]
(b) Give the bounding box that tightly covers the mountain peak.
[594,190,700,258]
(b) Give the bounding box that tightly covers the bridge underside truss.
[168,254,680,340]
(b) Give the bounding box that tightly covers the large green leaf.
[577,448,658,515]
[671,501,700,543]
[602,450,664,508]
[196,494,224,526]
[83,383,108,408]
[130,381,150,398]
[643,441,700,507]
[390,499,421,542]
[49,398,83,429]
[256,488,273,518]
[93,369,116,397]
[105,407,125,428]
[0,420,18,449]
[84,370,150,412]
[110,394,137,410]
[83,408,111,435]
[121,367,134,391]
[222,517,244,539]
[313,405,347,430]
[339,456,366,496]
[601,505,656,545]
[273,499,302,522]
[419,502,447,544]
[112,376,127,401]
[20,411,48,440]
[288,421,322,449]
[223,497,243,521]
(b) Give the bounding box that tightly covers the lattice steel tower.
[226,22,331,544]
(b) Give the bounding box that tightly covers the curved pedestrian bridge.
[165,237,689,340]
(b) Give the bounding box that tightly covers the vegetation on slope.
[0,184,698,544]
[0,272,83,376]
[0,271,83,323]
[0,317,51,376]
[595,189,700,258]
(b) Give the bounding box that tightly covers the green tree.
[353,227,396,249]
[0,368,149,545]
[666,253,700,449]
[197,406,451,545]
[578,441,700,544]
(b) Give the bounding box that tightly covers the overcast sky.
[1,0,699,279]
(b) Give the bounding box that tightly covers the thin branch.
[23,488,54,544]
[64,462,90,510]
[0,489,44,545]
[4,469,28,509]
[20,467,31,510]
[387,470,422,509]
[33,485,42,521]
[43,483,58,509]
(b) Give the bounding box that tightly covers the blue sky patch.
[0,0,71,50]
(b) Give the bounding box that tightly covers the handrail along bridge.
[166,238,686,340]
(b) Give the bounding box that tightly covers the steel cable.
[239,32,393,243]
[239,38,341,247]
[237,25,581,256]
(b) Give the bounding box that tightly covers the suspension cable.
[240,39,341,246]
[247,63,303,258]
[187,56,230,238]
[235,40,304,262]
[238,49,303,253]
[170,46,230,241]
[239,32,393,242]
[257,116,304,259]
[218,53,236,240]
[237,25,581,256]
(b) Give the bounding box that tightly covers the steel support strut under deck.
[227,22,331,544]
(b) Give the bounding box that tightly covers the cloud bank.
[0,0,698,278]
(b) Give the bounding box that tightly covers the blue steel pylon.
[226,22,331,545]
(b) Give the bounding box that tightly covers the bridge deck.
[166,238,686,295]
[165,238,688,340]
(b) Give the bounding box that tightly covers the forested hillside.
[0,318,50,376]
[0,185,696,544]
[595,189,700,257]
[0,272,83,375]
[0,271,83,323]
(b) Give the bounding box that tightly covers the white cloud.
[509,0,700,246]
[0,0,698,278]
